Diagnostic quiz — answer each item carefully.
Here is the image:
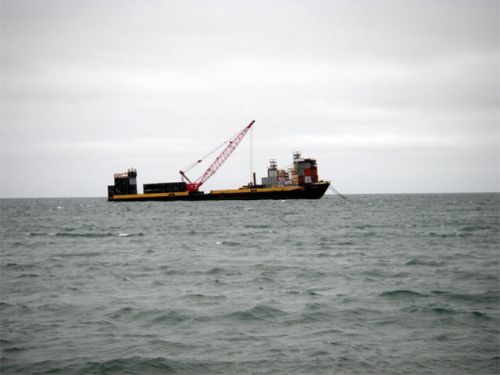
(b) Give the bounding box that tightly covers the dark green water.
[1,194,499,374]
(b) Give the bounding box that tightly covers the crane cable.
[328,184,348,200]
[181,126,249,174]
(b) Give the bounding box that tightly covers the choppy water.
[0,194,499,374]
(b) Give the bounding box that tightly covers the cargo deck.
[108,182,330,202]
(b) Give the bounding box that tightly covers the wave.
[183,293,226,301]
[226,304,286,321]
[405,259,445,266]
[3,263,36,270]
[361,269,410,278]
[0,302,13,311]
[109,306,134,319]
[28,231,113,238]
[428,226,497,237]
[108,307,192,325]
[206,266,225,275]
[15,274,39,278]
[150,311,191,325]
[11,356,221,375]
[57,252,102,258]
[288,309,334,324]
[430,290,449,295]
[355,224,376,230]
[471,311,492,320]
[243,224,270,229]
[428,232,460,238]
[459,225,494,232]
[118,232,144,237]
[82,357,241,375]
[405,304,493,321]
[62,232,110,238]
[214,240,241,247]
[442,291,499,304]
[27,231,144,238]
[380,290,427,298]
[452,271,499,282]
[0,302,30,313]
[335,241,354,246]
[430,290,499,308]
[430,307,457,315]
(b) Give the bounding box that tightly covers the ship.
[107,120,330,202]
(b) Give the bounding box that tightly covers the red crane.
[180,120,255,192]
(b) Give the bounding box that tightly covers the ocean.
[0,193,498,374]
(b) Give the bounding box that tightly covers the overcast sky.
[1,0,498,197]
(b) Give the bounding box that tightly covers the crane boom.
[180,120,255,192]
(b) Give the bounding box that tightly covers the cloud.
[1,0,498,197]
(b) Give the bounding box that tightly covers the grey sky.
[1,0,498,197]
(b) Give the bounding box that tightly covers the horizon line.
[1,191,499,199]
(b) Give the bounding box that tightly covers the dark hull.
[109,182,330,202]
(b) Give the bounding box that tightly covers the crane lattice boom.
[180,120,255,192]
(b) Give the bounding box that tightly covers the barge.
[107,121,330,202]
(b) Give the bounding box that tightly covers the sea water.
[0,194,499,374]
